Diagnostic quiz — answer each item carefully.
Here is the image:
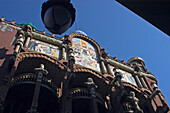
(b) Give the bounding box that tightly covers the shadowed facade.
[0,17,169,113]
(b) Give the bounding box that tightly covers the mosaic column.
[9,30,25,70]
[24,32,32,48]
[14,30,25,53]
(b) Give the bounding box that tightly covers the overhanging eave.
[116,0,170,36]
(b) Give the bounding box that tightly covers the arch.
[73,68,112,98]
[15,52,66,87]
[4,82,58,113]
[69,33,101,55]
[71,88,108,113]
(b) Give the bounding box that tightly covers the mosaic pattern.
[28,39,60,59]
[72,38,100,72]
[0,23,13,32]
[110,66,137,86]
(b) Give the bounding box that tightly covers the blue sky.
[0,0,169,104]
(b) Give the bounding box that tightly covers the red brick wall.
[0,22,17,79]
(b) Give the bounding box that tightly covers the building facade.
[0,17,169,113]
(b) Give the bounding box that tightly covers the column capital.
[61,44,67,48]
[17,30,25,36]
[85,78,97,98]
[35,64,48,83]
[26,32,32,38]
[35,64,48,75]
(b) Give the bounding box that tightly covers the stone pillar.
[27,64,48,113]
[68,46,75,73]
[60,35,75,113]
[9,30,25,71]
[60,77,72,113]
[105,60,112,75]
[133,73,143,88]
[140,76,148,89]
[14,30,25,53]
[61,44,67,60]
[66,46,75,88]
[65,46,75,113]
[99,49,108,74]
[24,32,32,48]
[85,78,98,113]
[99,57,107,74]
[138,73,148,89]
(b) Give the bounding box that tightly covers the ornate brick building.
[0,17,169,113]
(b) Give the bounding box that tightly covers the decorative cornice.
[1,19,62,47]
[108,59,156,81]
[108,58,134,73]
[31,31,62,46]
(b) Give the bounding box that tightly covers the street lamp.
[41,0,76,35]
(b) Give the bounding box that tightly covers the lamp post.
[41,0,76,35]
